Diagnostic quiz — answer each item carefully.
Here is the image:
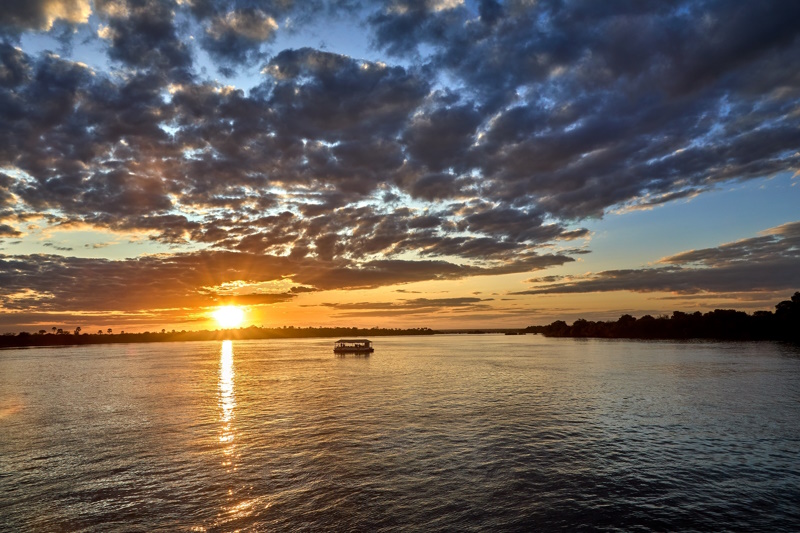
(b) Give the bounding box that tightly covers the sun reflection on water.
[214,340,261,528]
[219,340,236,453]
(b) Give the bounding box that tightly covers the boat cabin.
[334,339,374,354]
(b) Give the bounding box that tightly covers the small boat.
[334,339,374,354]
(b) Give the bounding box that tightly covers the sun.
[212,305,245,329]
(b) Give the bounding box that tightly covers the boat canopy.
[335,339,372,344]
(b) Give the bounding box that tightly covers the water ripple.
[1,337,799,531]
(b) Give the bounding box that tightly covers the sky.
[0,0,799,333]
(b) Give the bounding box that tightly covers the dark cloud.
[217,292,296,305]
[0,172,17,208]
[289,285,318,294]
[0,248,574,312]
[409,172,461,201]
[186,0,368,70]
[403,104,482,172]
[265,47,429,143]
[661,221,800,266]
[320,296,493,318]
[367,0,800,218]
[201,8,278,66]
[515,222,800,296]
[6,2,796,250]
[0,224,21,237]
[95,0,193,80]
[322,297,485,310]
[42,242,73,251]
[0,0,90,34]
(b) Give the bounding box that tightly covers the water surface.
[2,335,799,531]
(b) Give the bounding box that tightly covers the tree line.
[0,325,436,349]
[527,292,800,341]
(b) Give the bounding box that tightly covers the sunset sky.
[1,0,799,333]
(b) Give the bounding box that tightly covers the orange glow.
[212,306,245,329]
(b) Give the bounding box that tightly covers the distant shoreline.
[527,292,799,343]
[0,326,437,349]
[0,327,541,349]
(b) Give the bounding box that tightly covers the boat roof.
[335,339,371,343]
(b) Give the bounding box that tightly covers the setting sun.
[212,306,245,329]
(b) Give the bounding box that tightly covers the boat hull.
[334,347,374,354]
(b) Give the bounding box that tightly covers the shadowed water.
[1,335,799,531]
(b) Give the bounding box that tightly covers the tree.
[51,327,56,334]
[775,292,800,317]
[38,330,46,335]
[107,328,112,334]
[74,327,81,336]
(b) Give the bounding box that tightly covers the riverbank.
[0,326,444,349]
[527,292,799,342]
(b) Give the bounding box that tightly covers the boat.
[334,339,374,354]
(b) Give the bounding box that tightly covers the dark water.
[1,335,799,532]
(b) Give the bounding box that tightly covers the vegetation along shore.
[527,292,800,342]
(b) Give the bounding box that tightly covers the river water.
[1,335,799,531]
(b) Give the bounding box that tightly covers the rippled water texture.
[2,335,800,531]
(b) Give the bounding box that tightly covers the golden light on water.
[219,340,236,446]
[216,340,258,527]
[213,306,245,329]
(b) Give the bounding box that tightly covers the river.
[1,335,799,531]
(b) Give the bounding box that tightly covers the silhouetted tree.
[775,292,800,341]
[531,291,800,341]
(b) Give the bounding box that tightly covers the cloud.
[202,8,278,65]
[95,0,192,79]
[0,224,21,237]
[216,292,296,305]
[0,247,574,313]
[264,47,429,143]
[515,221,800,296]
[320,296,491,318]
[0,0,91,33]
[368,0,800,218]
[5,2,797,258]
